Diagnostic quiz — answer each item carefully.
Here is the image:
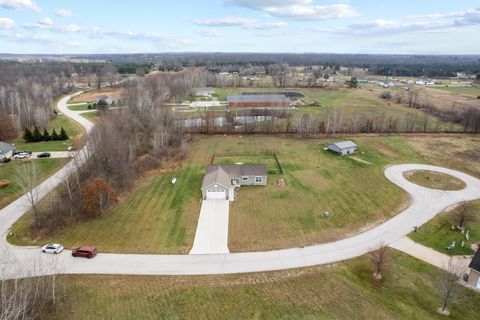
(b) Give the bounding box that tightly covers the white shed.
[327,141,357,156]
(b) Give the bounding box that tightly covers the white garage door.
[206,189,226,199]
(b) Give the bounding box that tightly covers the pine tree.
[23,128,33,143]
[32,127,42,142]
[42,128,51,141]
[59,127,69,140]
[51,129,59,141]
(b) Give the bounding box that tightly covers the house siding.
[468,270,480,289]
[239,175,267,186]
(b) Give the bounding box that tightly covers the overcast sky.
[0,0,479,54]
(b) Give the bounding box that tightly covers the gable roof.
[0,141,14,156]
[329,141,357,150]
[227,95,289,103]
[201,164,268,189]
[470,250,480,272]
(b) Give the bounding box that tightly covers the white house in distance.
[201,164,268,201]
[0,141,14,161]
[327,141,357,156]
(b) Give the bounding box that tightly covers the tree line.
[22,127,69,143]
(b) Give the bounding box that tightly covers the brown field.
[69,87,125,103]
[412,86,480,112]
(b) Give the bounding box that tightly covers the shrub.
[0,180,10,188]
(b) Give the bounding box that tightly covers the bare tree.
[14,161,41,227]
[450,202,476,229]
[369,242,389,280]
[438,257,464,316]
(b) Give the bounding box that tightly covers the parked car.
[72,246,97,258]
[37,152,51,158]
[13,152,30,159]
[41,243,64,254]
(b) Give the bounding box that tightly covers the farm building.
[327,141,357,156]
[201,164,267,201]
[0,141,14,161]
[227,95,291,108]
[467,250,480,290]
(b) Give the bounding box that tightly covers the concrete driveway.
[31,151,75,159]
[190,200,230,254]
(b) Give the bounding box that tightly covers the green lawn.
[9,135,429,253]
[67,103,90,111]
[80,111,99,123]
[409,200,480,255]
[404,170,466,191]
[213,154,281,173]
[14,115,83,152]
[9,166,203,254]
[0,158,69,210]
[44,251,480,319]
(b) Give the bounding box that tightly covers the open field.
[409,200,480,255]
[404,170,466,191]
[213,153,281,173]
[413,86,480,113]
[0,158,69,210]
[14,115,83,152]
[67,103,90,111]
[432,85,480,98]
[68,87,125,103]
[42,251,480,319]
[9,166,202,254]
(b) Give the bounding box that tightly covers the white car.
[13,152,29,159]
[41,243,64,254]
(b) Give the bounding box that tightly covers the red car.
[71,246,97,258]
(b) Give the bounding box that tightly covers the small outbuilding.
[191,87,215,97]
[467,249,480,290]
[0,141,14,161]
[327,141,357,156]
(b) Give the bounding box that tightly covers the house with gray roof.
[467,250,480,290]
[0,141,14,161]
[327,141,357,156]
[201,164,267,201]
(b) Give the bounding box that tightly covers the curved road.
[1,93,480,279]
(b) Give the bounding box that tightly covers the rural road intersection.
[1,92,480,279]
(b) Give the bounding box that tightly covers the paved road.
[31,151,75,159]
[190,200,230,255]
[2,161,480,279]
[2,92,480,279]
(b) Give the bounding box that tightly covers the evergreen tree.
[42,128,51,141]
[59,127,69,140]
[51,129,59,141]
[32,127,42,142]
[23,128,33,143]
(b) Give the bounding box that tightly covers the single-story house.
[327,141,357,156]
[96,95,115,105]
[467,249,480,290]
[191,87,215,97]
[201,164,267,201]
[227,95,291,108]
[0,141,14,161]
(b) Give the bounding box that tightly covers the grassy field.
[0,158,69,210]
[67,103,90,111]
[433,86,480,97]
[9,166,203,253]
[14,115,83,152]
[213,154,281,172]
[69,87,125,103]
[404,170,466,191]
[409,200,480,255]
[44,251,480,319]
[80,111,99,123]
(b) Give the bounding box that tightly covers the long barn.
[227,94,291,108]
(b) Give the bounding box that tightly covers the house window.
[255,177,262,183]
[242,177,248,181]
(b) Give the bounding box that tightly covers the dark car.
[72,246,97,258]
[37,152,51,158]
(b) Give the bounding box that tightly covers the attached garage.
[206,188,227,200]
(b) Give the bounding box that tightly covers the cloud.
[38,17,53,26]
[0,0,41,12]
[317,8,480,36]
[225,0,358,21]
[193,16,286,30]
[198,29,222,37]
[0,17,15,29]
[57,24,81,33]
[55,8,73,18]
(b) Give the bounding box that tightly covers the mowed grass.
[0,158,69,210]
[44,251,480,320]
[213,154,280,172]
[409,200,480,255]
[14,115,83,152]
[67,103,90,111]
[404,170,466,191]
[187,135,425,252]
[9,166,203,254]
